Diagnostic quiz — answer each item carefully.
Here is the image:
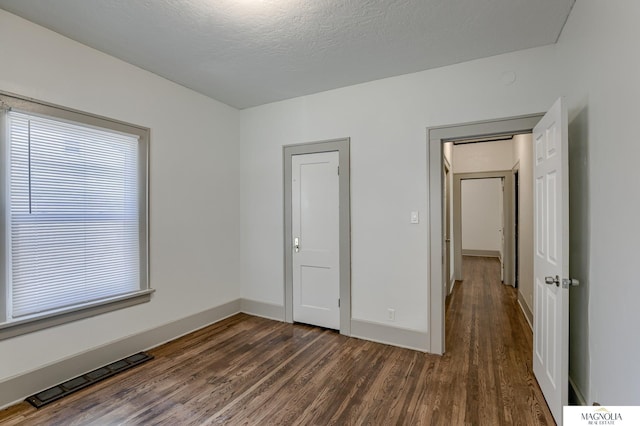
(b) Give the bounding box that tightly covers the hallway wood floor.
[0,256,554,425]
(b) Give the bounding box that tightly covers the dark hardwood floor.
[0,256,554,425]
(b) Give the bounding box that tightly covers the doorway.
[428,114,542,354]
[283,138,351,335]
[291,151,340,329]
[453,171,514,286]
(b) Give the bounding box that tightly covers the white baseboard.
[240,299,285,321]
[462,249,501,258]
[240,301,430,353]
[0,299,241,410]
[351,319,428,352]
[517,291,533,330]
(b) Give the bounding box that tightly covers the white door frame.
[427,114,543,354]
[283,138,351,335]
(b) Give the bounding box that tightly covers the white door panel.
[292,152,340,330]
[533,97,569,425]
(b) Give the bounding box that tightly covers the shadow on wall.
[568,101,590,404]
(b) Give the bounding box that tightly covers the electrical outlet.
[387,308,395,321]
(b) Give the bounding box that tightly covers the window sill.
[0,289,155,341]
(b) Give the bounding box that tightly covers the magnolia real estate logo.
[564,406,640,426]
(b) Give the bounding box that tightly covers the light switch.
[410,211,419,224]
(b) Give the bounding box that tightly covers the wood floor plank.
[0,257,555,425]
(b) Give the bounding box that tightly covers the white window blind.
[8,111,141,319]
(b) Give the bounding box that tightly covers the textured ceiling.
[0,0,575,109]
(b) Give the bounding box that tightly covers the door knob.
[545,275,579,288]
[545,276,560,286]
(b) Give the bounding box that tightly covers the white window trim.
[0,91,151,340]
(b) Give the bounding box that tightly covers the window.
[0,93,150,339]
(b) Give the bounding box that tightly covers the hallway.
[442,255,554,424]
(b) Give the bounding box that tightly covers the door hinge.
[337,166,339,175]
[338,298,340,307]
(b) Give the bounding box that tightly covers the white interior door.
[533,97,570,425]
[292,151,340,330]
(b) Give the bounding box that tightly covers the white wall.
[512,134,534,315]
[0,11,240,382]
[461,178,503,253]
[239,44,561,332]
[557,0,640,406]
[453,139,514,173]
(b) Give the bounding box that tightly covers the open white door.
[291,151,340,330]
[533,98,576,425]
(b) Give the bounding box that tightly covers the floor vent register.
[25,352,154,408]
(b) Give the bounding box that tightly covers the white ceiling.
[0,0,575,109]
